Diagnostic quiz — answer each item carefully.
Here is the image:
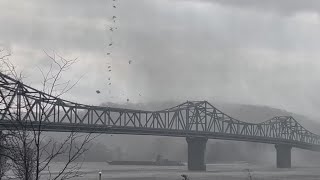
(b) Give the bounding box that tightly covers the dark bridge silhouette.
[1,72,320,170]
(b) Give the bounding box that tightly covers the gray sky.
[1,0,320,119]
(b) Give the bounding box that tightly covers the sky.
[1,0,320,119]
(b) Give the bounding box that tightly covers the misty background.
[1,0,320,165]
[47,101,320,165]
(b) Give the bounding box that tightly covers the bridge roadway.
[1,72,320,170]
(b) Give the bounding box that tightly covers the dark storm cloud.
[197,0,320,15]
[0,0,163,52]
[1,0,320,119]
[0,0,108,52]
[2,0,319,53]
[114,1,320,103]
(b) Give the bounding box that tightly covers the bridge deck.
[1,72,320,151]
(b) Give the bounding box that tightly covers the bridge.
[1,72,320,171]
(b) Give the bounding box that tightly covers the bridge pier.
[275,144,292,168]
[186,137,208,171]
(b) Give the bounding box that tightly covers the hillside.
[101,100,320,133]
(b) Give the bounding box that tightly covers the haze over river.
[41,162,320,180]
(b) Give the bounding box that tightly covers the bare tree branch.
[0,50,96,180]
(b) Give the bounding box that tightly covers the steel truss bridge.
[1,72,320,170]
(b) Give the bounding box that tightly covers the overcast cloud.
[1,0,320,119]
[200,0,320,15]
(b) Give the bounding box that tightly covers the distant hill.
[95,101,320,165]
[101,100,320,133]
[215,103,320,134]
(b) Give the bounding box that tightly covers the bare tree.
[0,47,23,80]
[0,50,96,180]
[0,132,10,180]
[0,47,12,180]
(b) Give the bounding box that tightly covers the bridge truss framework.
[1,72,320,170]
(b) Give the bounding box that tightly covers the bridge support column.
[275,144,292,168]
[186,137,208,171]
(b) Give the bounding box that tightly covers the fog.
[1,0,320,119]
[43,101,320,166]
[2,1,320,179]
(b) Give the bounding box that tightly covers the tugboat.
[107,154,184,166]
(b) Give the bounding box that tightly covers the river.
[37,162,320,180]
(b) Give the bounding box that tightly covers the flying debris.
[128,60,132,64]
[108,77,111,80]
[108,66,111,68]
[112,16,117,19]
[109,43,113,46]
[96,90,101,94]
[109,69,112,72]
[108,83,111,85]
[113,5,116,8]
[109,27,114,32]
[127,98,129,102]
[181,174,189,180]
